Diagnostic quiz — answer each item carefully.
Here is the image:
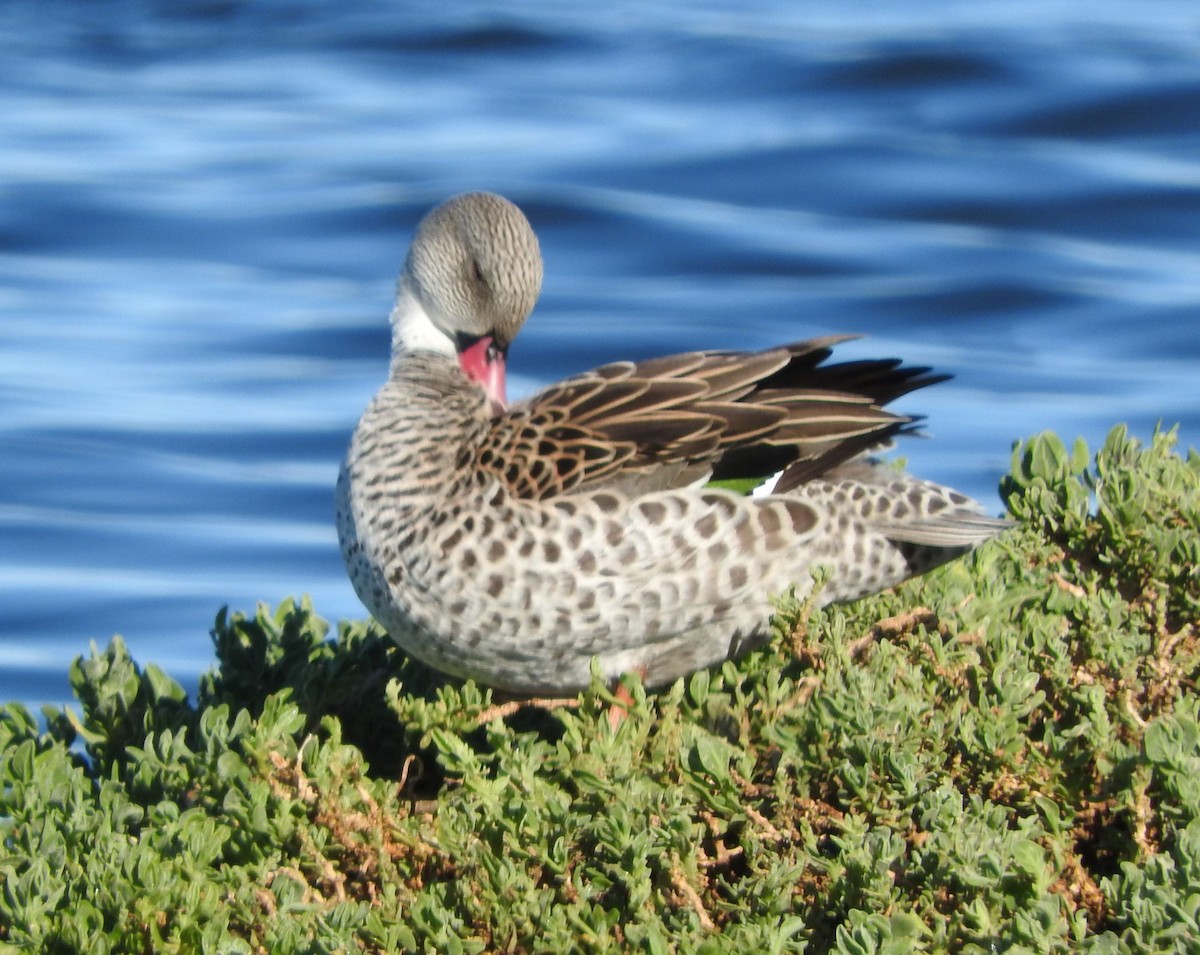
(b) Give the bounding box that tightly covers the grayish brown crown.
[401,192,543,348]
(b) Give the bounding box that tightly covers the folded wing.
[477,335,948,500]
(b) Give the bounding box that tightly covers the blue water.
[2,1,1198,708]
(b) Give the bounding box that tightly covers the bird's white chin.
[390,285,456,359]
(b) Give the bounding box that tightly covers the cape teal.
[336,192,1008,693]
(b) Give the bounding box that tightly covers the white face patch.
[391,285,455,357]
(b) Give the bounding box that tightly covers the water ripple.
[2,0,1197,707]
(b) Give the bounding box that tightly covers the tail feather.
[879,511,1013,549]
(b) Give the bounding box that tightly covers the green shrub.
[2,425,1197,953]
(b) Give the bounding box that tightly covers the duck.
[336,191,1008,695]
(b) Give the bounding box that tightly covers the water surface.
[2,0,1198,707]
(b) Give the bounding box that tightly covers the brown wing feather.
[481,336,946,499]
[476,405,636,498]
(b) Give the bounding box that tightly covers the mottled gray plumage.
[336,192,1008,693]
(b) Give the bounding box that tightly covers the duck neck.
[389,284,455,375]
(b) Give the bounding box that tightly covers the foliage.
[2,425,1198,953]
